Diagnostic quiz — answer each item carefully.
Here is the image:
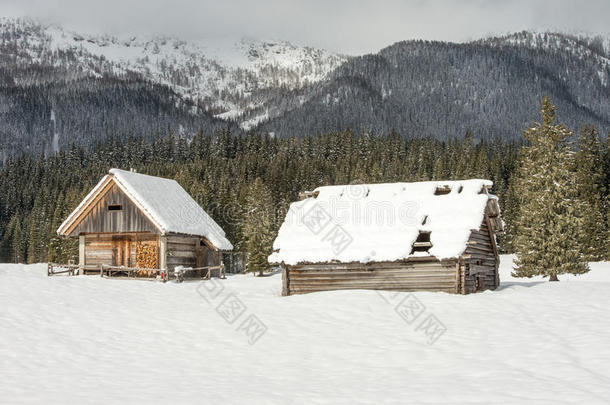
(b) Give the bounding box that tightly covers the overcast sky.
[1,0,608,54]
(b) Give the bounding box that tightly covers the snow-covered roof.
[57,169,233,250]
[269,179,495,265]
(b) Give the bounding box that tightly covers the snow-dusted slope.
[258,30,610,139]
[1,256,609,403]
[0,17,347,130]
[480,31,610,86]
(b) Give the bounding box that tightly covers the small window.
[411,231,432,254]
[108,204,123,211]
[434,185,451,195]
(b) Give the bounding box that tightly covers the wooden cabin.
[269,180,503,295]
[57,168,233,276]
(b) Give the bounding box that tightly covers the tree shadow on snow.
[256,268,282,277]
[496,280,546,290]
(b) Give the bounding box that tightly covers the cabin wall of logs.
[282,214,500,296]
[84,233,158,269]
[166,235,221,272]
[460,217,499,293]
[80,232,221,277]
[282,259,459,296]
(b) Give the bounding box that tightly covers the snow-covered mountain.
[0,17,347,130]
[257,30,610,140]
[1,17,609,157]
[479,31,610,86]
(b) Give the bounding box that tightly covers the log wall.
[85,234,114,266]
[84,233,157,267]
[461,216,499,293]
[83,233,221,275]
[166,235,220,272]
[283,259,458,296]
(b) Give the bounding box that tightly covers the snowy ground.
[1,256,609,404]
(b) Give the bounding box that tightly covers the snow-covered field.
[1,256,609,404]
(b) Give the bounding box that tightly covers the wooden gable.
[461,215,500,292]
[66,182,159,237]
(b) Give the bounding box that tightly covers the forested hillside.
[1,127,608,264]
[260,32,610,140]
[0,18,343,158]
[0,68,237,159]
[1,19,609,158]
[0,19,239,159]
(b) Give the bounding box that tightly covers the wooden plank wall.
[85,234,114,266]
[462,217,499,293]
[85,233,157,266]
[166,235,220,271]
[68,183,158,237]
[284,260,458,295]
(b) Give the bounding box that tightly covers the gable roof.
[57,169,233,251]
[269,179,498,265]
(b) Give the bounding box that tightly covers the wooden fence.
[48,263,100,276]
[173,265,226,282]
[100,265,166,280]
[47,263,225,282]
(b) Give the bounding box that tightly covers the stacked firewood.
[136,242,158,270]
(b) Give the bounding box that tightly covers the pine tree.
[603,135,610,260]
[0,128,523,265]
[455,132,474,179]
[574,125,607,260]
[472,143,490,178]
[4,213,26,263]
[241,178,275,276]
[499,175,519,253]
[48,194,67,263]
[512,97,589,281]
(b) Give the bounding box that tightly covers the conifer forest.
[1,109,608,266]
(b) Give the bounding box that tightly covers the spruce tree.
[512,97,589,281]
[499,175,519,253]
[603,135,610,260]
[241,178,275,276]
[6,213,26,263]
[48,194,67,263]
[574,125,606,260]
[0,128,522,265]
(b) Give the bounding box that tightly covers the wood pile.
[136,241,158,275]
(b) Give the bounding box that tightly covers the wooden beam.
[484,214,499,260]
[78,234,86,275]
[484,214,500,289]
[159,236,167,271]
[282,265,289,296]
[298,190,319,200]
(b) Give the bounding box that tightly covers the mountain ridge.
[0,18,347,129]
[258,31,610,140]
[1,18,609,159]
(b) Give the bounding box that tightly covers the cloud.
[0,0,608,54]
